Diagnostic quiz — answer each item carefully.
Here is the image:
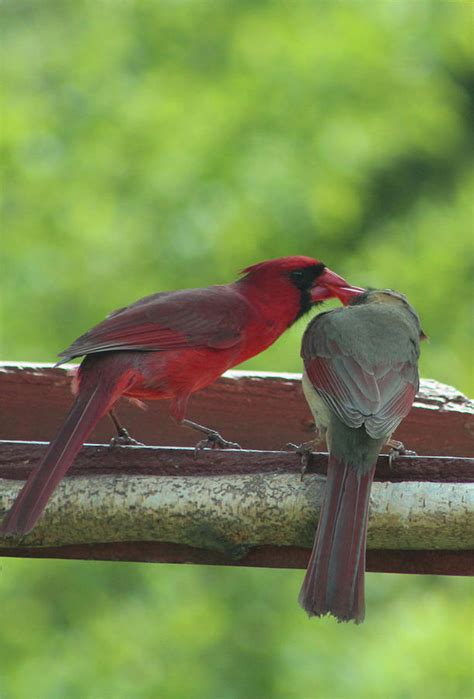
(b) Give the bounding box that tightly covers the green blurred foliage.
[0,1,472,698]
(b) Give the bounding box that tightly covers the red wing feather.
[58,286,252,362]
[305,355,418,439]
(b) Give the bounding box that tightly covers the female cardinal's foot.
[287,441,317,479]
[387,438,417,467]
[109,427,144,448]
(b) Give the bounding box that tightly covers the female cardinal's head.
[240,256,364,321]
[349,288,427,339]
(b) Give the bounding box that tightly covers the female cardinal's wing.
[57,286,252,362]
[302,306,420,439]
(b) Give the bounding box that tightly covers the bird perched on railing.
[1,255,363,537]
[298,289,424,623]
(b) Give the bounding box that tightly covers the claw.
[287,441,316,480]
[387,439,417,467]
[109,428,144,448]
[194,430,242,455]
[182,418,241,455]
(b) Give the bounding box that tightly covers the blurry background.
[1,1,472,697]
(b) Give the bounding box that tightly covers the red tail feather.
[298,456,376,623]
[1,375,130,537]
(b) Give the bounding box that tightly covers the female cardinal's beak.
[311,268,365,305]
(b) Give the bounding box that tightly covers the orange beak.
[311,268,365,306]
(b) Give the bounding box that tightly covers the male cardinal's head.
[241,256,363,322]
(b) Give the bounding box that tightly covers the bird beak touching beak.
[311,268,365,305]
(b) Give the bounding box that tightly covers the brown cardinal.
[1,255,363,536]
[298,289,423,623]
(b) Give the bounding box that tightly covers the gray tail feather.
[298,454,376,623]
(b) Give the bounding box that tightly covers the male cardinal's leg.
[108,409,144,447]
[171,395,241,451]
[181,419,241,451]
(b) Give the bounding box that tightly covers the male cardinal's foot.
[195,431,241,452]
[287,441,317,479]
[182,419,241,453]
[108,409,144,447]
[387,438,417,467]
[109,427,144,448]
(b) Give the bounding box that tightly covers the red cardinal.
[298,289,423,623]
[1,256,362,536]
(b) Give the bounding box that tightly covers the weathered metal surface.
[0,441,472,482]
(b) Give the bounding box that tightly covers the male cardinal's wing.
[302,308,419,439]
[58,286,252,362]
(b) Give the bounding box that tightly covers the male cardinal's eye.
[293,271,303,279]
[290,269,308,288]
[290,264,325,290]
